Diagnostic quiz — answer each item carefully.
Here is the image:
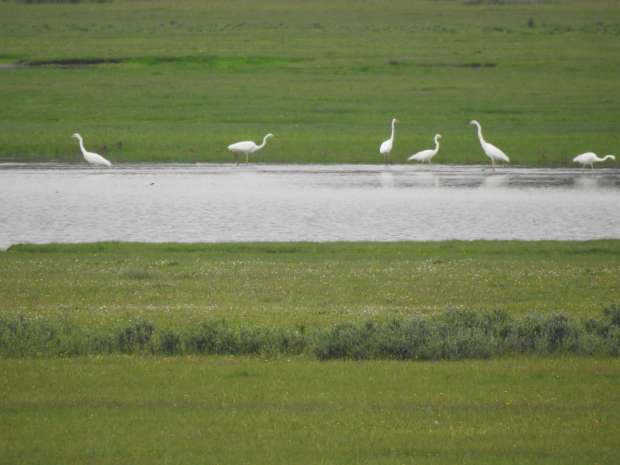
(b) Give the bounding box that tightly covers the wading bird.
[408,134,442,164]
[72,133,112,167]
[572,152,616,169]
[227,133,274,165]
[379,118,399,163]
[469,120,509,172]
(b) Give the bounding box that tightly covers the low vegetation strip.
[2,306,619,359]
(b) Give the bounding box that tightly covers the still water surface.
[1,163,619,249]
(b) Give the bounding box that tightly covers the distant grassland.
[0,0,619,164]
[1,241,618,327]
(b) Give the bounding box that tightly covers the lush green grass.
[1,356,619,464]
[0,0,619,164]
[1,241,619,328]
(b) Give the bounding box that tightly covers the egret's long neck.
[475,124,485,145]
[77,137,86,155]
[258,135,270,150]
[602,155,615,162]
[390,121,396,142]
[433,136,440,154]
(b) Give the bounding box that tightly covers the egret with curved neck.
[72,133,112,167]
[573,152,615,169]
[408,134,442,164]
[379,118,399,164]
[469,120,509,172]
[227,133,274,165]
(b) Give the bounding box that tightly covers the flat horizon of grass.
[0,0,619,165]
[1,240,618,327]
[1,356,619,464]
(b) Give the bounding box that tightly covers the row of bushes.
[1,306,619,360]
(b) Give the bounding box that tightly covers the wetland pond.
[1,163,619,249]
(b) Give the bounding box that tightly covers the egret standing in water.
[227,133,274,165]
[72,133,112,167]
[408,134,442,164]
[572,152,616,169]
[379,118,399,164]
[469,120,509,172]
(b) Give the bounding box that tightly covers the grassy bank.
[1,241,618,326]
[0,0,619,164]
[1,356,619,464]
[2,241,618,459]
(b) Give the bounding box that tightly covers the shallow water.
[1,163,619,249]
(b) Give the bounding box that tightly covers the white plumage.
[379,118,399,163]
[228,133,274,165]
[469,120,509,171]
[572,152,615,169]
[408,134,442,164]
[72,133,112,167]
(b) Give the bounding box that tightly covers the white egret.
[408,134,442,164]
[572,152,615,169]
[469,120,509,172]
[379,118,399,163]
[227,133,274,165]
[72,133,112,167]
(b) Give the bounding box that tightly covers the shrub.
[156,330,182,355]
[603,304,620,327]
[1,306,619,360]
[116,320,155,353]
[184,320,230,354]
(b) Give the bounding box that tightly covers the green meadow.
[0,0,619,164]
[2,241,619,327]
[1,241,619,360]
[1,242,620,461]
[2,356,620,465]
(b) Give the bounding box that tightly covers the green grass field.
[1,0,619,164]
[2,242,619,461]
[2,356,619,465]
[2,241,619,327]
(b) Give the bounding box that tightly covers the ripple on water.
[0,164,619,247]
